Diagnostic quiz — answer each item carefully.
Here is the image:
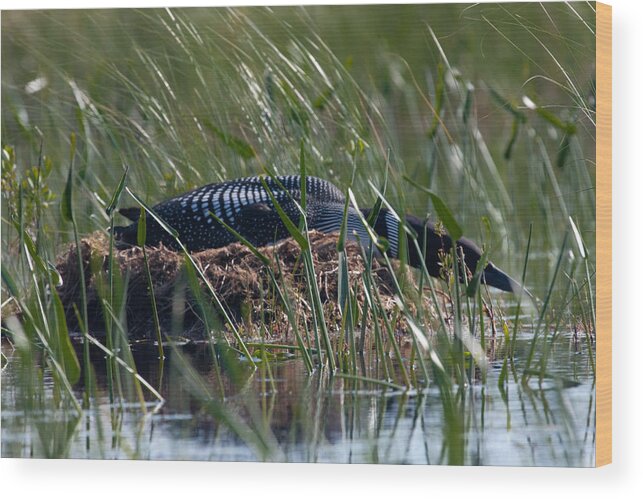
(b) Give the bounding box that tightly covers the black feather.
[118,207,141,222]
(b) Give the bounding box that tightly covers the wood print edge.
[596,1,612,468]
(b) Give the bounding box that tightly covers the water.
[1,329,595,466]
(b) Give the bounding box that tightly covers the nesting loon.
[114,174,522,294]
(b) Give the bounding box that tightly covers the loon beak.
[482,263,533,300]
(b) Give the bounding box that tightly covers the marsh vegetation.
[1,3,596,465]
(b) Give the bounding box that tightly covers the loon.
[114,174,522,294]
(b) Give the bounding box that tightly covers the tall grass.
[1,4,596,464]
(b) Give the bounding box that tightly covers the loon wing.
[238,202,274,218]
[236,202,293,247]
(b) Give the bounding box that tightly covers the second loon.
[113,174,523,294]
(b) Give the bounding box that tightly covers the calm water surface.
[1,328,595,466]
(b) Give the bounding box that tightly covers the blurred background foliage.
[2,3,596,290]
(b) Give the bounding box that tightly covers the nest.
[55,231,425,343]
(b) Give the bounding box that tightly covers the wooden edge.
[596,1,612,468]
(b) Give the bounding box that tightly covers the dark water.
[1,328,595,466]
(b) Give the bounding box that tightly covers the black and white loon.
[114,175,522,294]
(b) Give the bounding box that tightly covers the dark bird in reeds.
[114,175,524,294]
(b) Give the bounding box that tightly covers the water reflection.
[1,330,594,466]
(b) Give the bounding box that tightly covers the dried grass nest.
[56,231,433,343]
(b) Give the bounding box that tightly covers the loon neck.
[314,203,373,246]
[359,208,403,258]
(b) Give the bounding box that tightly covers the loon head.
[362,208,526,295]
